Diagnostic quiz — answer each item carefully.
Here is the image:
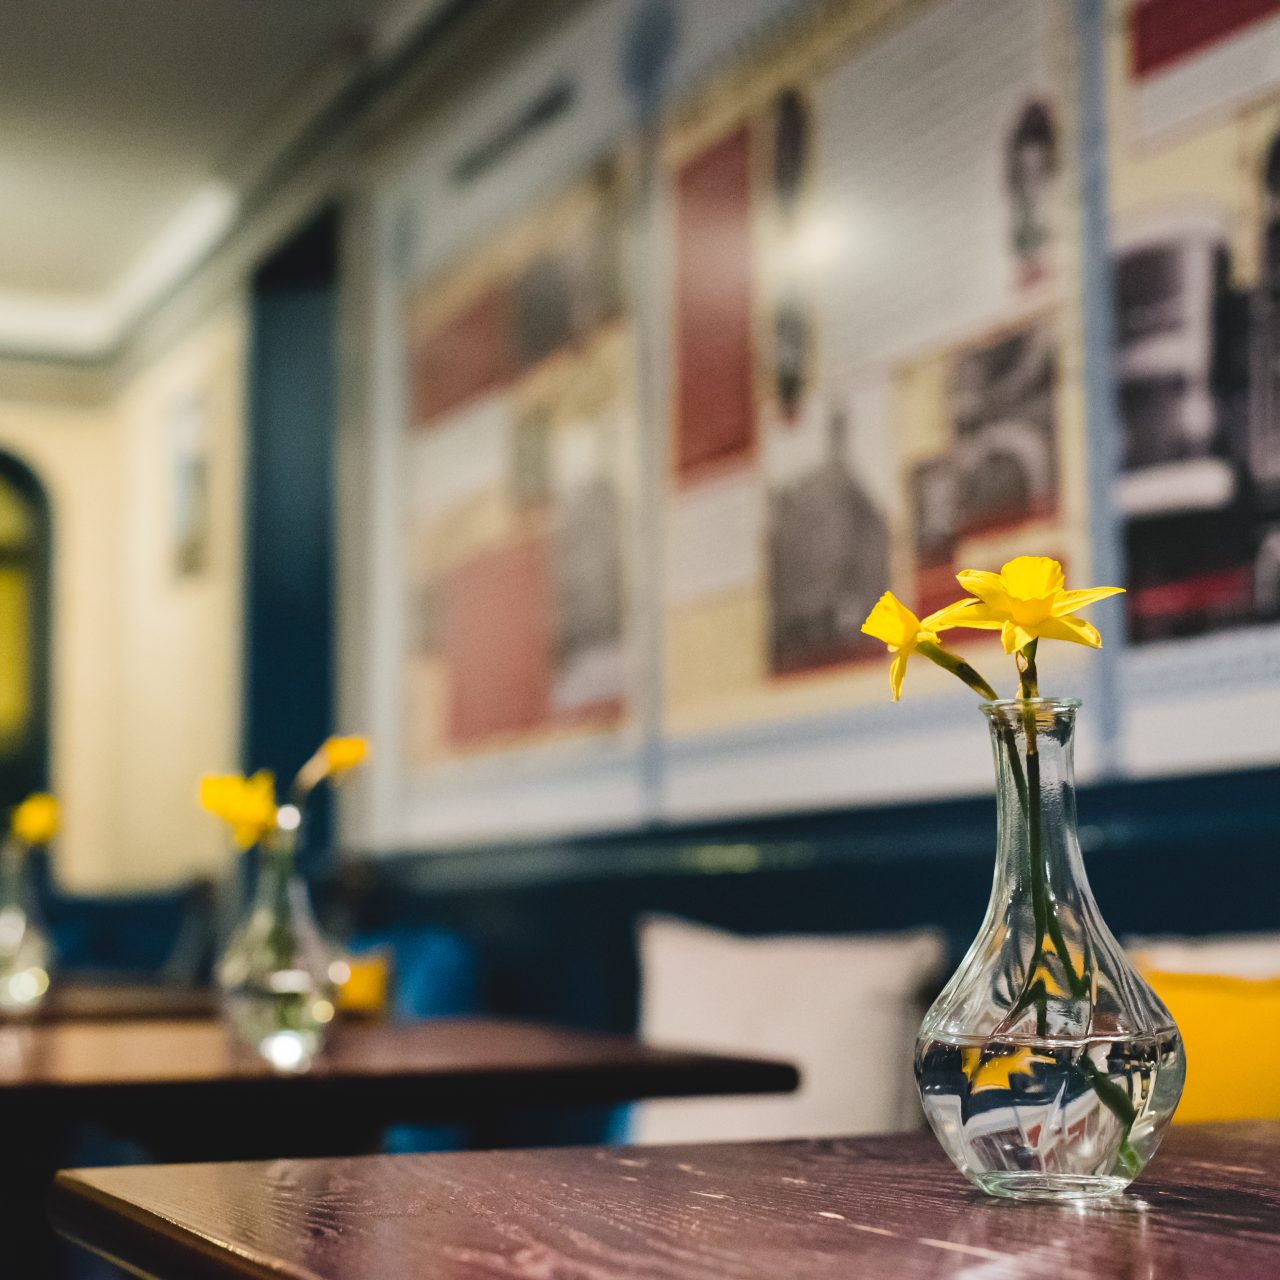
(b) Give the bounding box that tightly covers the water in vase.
[223,976,337,1073]
[917,1029,1186,1199]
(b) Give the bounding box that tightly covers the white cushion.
[632,914,946,1143]
[1128,932,1280,980]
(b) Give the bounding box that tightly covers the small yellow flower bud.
[320,736,369,777]
[11,793,59,847]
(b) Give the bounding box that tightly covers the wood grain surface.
[0,1017,796,1164]
[36,982,218,1022]
[51,1121,1280,1279]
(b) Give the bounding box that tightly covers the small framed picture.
[170,390,210,578]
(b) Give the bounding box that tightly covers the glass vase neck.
[921,697,1176,1045]
[983,698,1091,916]
[0,841,37,915]
[252,831,300,907]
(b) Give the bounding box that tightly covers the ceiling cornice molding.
[0,0,484,369]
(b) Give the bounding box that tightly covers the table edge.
[49,1171,296,1280]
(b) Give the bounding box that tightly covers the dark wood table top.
[35,981,218,1022]
[51,1121,1280,1279]
[0,1016,796,1157]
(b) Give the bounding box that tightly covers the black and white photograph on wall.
[1250,131,1280,621]
[1006,100,1058,288]
[760,85,889,675]
[947,316,1058,534]
[551,408,628,719]
[1112,215,1254,643]
[767,404,890,675]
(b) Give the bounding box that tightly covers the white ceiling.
[0,0,447,358]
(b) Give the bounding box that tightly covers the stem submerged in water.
[1004,643,1138,1166]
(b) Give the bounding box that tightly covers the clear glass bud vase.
[0,841,51,1015]
[216,833,345,1073]
[916,699,1185,1200]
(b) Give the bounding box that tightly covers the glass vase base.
[223,991,334,1074]
[972,1171,1131,1201]
[257,1029,320,1074]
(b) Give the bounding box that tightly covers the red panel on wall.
[409,283,515,425]
[673,125,756,481]
[1132,0,1280,77]
[444,537,551,746]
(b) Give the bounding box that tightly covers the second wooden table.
[0,1015,797,1160]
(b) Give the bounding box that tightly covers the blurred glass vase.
[216,821,347,1073]
[202,738,368,1072]
[916,699,1186,1200]
[0,839,50,1016]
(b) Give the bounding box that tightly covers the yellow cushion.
[337,951,391,1017]
[1140,967,1280,1123]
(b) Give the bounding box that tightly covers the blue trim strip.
[357,763,1280,894]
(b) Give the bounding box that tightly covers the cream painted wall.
[111,300,247,889]
[0,399,122,890]
[0,298,247,891]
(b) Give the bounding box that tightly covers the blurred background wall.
[0,0,1274,890]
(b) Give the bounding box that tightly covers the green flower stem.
[1078,1053,1140,1175]
[1015,644,1050,1035]
[1008,641,1136,1170]
[916,640,999,701]
[261,832,299,1034]
[1003,740,1085,1001]
[1007,643,1089,1022]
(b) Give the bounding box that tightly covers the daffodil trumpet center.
[1009,596,1053,627]
[914,639,999,702]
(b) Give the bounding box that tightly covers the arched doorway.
[0,452,51,806]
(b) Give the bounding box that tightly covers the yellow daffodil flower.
[861,591,991,701]
[11,793,60,847]
[199,771,279,850]
[320,736,369,777]
[292,734,371,798]
[198,775,241,822]
[948,556,1124,655]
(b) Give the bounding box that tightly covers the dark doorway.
[244,206,340,868]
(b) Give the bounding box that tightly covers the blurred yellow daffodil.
[199,770,279,850]
[320,736,369,777]
[293,734,370,797]
[861,591,995,701]
[948,556,1124,655]
[11,793,60,847]
[198,775,240,821]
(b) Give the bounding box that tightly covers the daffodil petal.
[1049,585,1125,617]
[955,570,1011,611]
[934,599,1005,631]
[1001,620,1037,653]
[862,591,921,649]
[889,649,909,701]
[1036,613,1102,648]
[921,597,982,631]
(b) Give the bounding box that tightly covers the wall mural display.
[1109,0,1280,642]
[400,169,637,768]
[361,0,1280,848]
[661,0,1076,735]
